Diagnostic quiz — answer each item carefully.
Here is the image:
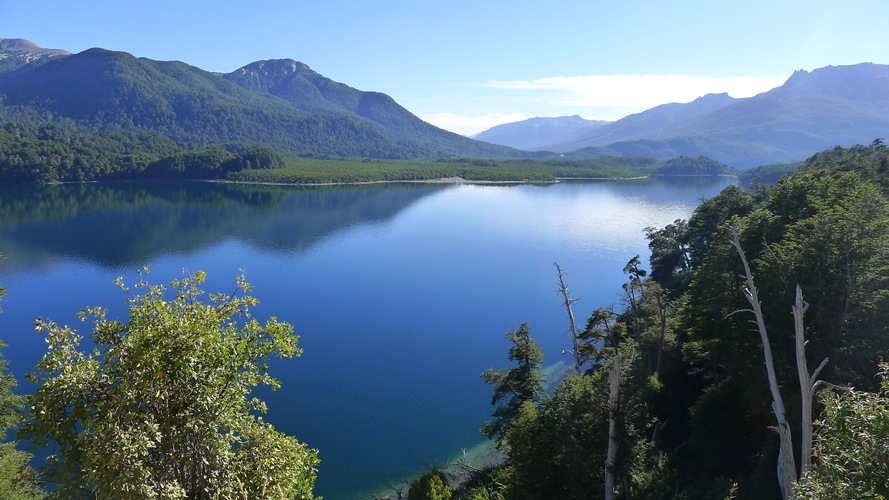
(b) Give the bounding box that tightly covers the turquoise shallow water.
[0,177,733,498]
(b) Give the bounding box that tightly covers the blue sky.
[2,0,887,135]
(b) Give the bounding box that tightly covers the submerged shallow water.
[0,177,734,498]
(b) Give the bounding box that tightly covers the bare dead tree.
[555,262,582,375]
[728,227,796,499]
[792,285,831,482]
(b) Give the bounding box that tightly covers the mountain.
[473,115,609,150]
[0,41,519,159]
[550,64,889,167]
[543,93,738,150]
[0,38,69,72]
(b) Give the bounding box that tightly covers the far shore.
[211,175,653,188]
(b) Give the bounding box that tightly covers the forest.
[0,142,887,499]
[443,140,889,500]
[0,120,671,184]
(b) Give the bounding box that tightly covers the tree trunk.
[729,227,796,499]
[605,349,620,500]
[555,263,582,375]
[793,285,828,482]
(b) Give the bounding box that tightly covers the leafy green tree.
[792,363,889,499]
[505,375,608,499]
[19,270,319,499]
[0,341,45,500]
[0,255,45,499]
[480,323,544,447]
[408,468,452,500]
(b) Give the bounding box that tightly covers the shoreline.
[363,440,506,500]
[211,175,652,188]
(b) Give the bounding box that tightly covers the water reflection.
[0,182,447,269]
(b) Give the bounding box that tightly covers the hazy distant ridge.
[473,115,608,150]
[480,64,889,167]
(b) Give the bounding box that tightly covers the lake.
[0,177,734,498]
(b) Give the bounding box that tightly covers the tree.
[555,263,582,375]
[481,323,544,447]
[792,363,889,499]
[580,309,625,500]
[0,341,45,500]
[408,468,452,500]
[19,270,319,499]
[0,255,45,499]
[621,255,647,341]
[729,227,796,499]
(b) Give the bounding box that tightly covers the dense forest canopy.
[454,140,889,500]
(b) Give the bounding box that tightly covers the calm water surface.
[0,178,734,498]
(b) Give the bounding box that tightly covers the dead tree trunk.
[555,262,582,375]
[793,285,829,482]
[605,346,620,500]
[729,227,796,499]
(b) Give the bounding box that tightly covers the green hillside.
[0,46,520,162]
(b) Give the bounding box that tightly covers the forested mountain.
[473,115,609,150]
[0,40,519,162]
[545,64,889,167]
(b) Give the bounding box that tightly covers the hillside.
[473,115,608,150]
[0,41,519,160]
[0,37,68,72]
[549,64,889,167]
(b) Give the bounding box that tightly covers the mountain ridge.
[0,40,521,160]
[482,64,889,167]
[473,115,609,150]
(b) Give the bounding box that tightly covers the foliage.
[19,270,319,499]
[504,375,608,498]
[653,156,734,176]
[488,142,889,498]
[792,363,889,499]
[737,162,800,185]
[408,468,452,500]
[480,323,544,447]
[451,466,509,500]
[0,340,44,500]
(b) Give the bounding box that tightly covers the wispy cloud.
[419,112,532,137]
[484,74,786,108]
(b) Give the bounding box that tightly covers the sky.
[2,0,888,136]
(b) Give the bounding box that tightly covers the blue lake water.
[0,177,734,498]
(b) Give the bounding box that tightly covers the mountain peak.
[0,37,70,56]
[234,59,313,78]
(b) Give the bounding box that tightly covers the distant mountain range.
[476,64,889,167]
[473,115,609,150]
[0,39,519,159]
[2,38,889,168]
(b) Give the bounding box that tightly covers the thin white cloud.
[484,74,786,108]
[420,112,532,137]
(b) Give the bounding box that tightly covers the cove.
[0,177,734,498]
